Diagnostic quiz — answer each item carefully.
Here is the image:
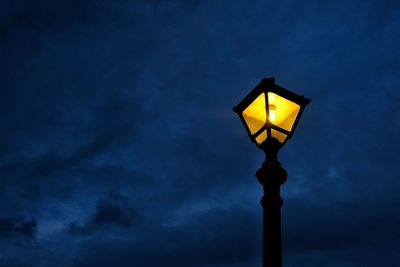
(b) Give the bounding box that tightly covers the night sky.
[1,1,400,266]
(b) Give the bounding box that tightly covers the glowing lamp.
[233,78,310,147]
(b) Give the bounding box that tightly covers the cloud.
[69,193,142,236]
[0,217,37,244]
[0,0,400,266]
[71,204,261,267]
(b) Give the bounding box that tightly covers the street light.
[233,77,310,267]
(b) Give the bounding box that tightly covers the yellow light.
[271,129,287,143]
[255,130,267,144]
[234,78,310,147]
[242,93,266,135]
[268,105,276,122]
[267,92,300,132]
[240,91,302,145]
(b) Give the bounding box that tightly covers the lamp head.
[233,78,310,149]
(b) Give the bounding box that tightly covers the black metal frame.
[233,77,311,148]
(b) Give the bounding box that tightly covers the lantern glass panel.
[267,92,300,132]
[242,93,266,135]
[255,130,267,144]
[271,129,287,143]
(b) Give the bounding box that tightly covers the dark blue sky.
[1,1,400,266]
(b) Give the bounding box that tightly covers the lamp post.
[233,78,310,267]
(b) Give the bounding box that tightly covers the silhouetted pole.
[256,138,287,267]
